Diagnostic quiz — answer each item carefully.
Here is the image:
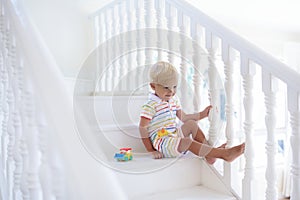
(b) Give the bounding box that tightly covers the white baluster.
[287,89,300,200]
[104,9,112,92]
[206,31,219,146]
[12,112,22,200]
[6,88,15,200]
[111,6,120,92]
[97,13,106,93]
[135,0,145,92]
[241,57,256,200]
[118,2,127,91]
[262,71,278,200]
[166,4,179,65]
[11,36,24,200]
[23,85,42,200]
[144,0,156,65]
[156,0,167,61]
[178,13,190,111]
[222,42,236,147]
[1,56,8,173]
[93,14,101,94]
[20,137,29,200]
[6,25,16,199]
[126,0,136,91]
[191,23,203,112]
[222,43,238,188]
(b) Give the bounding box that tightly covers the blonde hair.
[149,61,178,87]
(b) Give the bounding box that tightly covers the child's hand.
[151,150,163,159]
[200,105,212,119]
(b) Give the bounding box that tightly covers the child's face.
[151,83,177,101]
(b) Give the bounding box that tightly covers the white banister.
[12,54,23,200]
[104,9,113,91]
[94,13,105,93]
[7,75,15,200]
[126,0,136,91]
[241,57,256,200]
[156,0,167,61]
[288,89,300,200]
[118,2,126,91]
[178,13,189,110]
[23,84,42,200]
[3,0,296,198]
[1,65,8,173]
[166,4,179,65]
[144,0,156,65]
[135,0,145,92]
[222,43,236,148]
[191,23,203,112]
[1,0,128,199]
[262,71,278,200]
[222,42,238,188]
[206,31,219,146]
[111,6,119,91]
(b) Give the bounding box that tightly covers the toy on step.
[157,128,170,138]
[114,147,133,161]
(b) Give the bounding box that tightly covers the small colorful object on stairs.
[114,147,133,161]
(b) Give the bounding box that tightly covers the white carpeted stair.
[76,96,238,199]
[131,186,236,200]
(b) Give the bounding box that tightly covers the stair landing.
[131,186,236,200]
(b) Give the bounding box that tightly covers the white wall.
[22,0,110,77]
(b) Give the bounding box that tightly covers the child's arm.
[139,117,163,159]
[177,105,212,122]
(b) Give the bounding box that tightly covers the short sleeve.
[173,96,182,110]
[140,102,156,120]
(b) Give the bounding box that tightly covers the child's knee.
[178,138,193,152]
[181,120,198,136]
[184,120,197,127]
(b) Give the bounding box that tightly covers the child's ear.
[150,83,155,90]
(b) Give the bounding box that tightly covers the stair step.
[114,153,203,198]
[130,186,237,200]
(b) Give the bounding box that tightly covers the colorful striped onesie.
[140,93,182,157]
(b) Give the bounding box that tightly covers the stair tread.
[131,185,236,200]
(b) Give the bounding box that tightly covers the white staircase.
[1,0,300,200]
[76,95,238,199]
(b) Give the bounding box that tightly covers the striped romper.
[140,93,182,158]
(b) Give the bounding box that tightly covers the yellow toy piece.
[157,128,170,138]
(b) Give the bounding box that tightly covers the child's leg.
[177,138,245,163]
[181,120,209,144]
[181,120,226,164]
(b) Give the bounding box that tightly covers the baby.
[139,61,244,164]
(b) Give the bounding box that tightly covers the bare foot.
[223,143,245,162]
[205,143,227,164]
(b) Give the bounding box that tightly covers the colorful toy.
[157,128,170,138]
[114,147,133,161]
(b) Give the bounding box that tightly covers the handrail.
[166,0,300,91]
